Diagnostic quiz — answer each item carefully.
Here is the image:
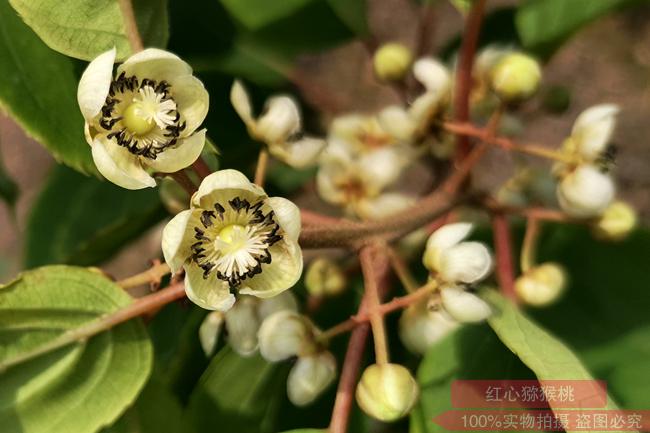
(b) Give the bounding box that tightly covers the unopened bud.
[490,52,542,103]
[305,258,347,297]
[225,296,260,357]
[399,302,459,354]
[373,43,413,81]
[515,263,567,307]
[199,311,225,356]
[356,363,419,422]
[440,285,492,323]
[258,311,314,362]
[592,201,637,241]
[287,351,337,406]
[557,164,615,218]
[257,291,298,321]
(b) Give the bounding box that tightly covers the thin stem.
[254,148,269,186]
[170,171,197,196]
[492,213,518,302]
[0,282,186,371]
[453,0,486,163]
[117,262,171,289]
[118,0,144,52]
[318,280,438,342]
[360,246,389,365]
[192,157,212,180]
[520,217,541,273]
[386,247,419,293]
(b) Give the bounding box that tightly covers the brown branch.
[192,157,212,180]
[169,171,197,196]
[492,213,517,302]
[453,0,486,163]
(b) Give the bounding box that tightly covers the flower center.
[191,197,283,287]
[99,72,186,159]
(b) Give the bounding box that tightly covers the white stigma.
[133,86,177,129]
[212,224,271,278]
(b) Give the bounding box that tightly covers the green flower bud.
[592,201,637,241]
[373,43,413,81]
[515,263,567,307]
[305,258,347,297]
[355,363,419,422]
[489,52,542,103]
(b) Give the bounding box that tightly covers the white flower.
[199,311,225,356]
[557,164,615,217]
[287,351,337,406]
[423,223,492,284]
[515,263,566,307]
[355,363,419,422]
[78,48,209,189]
[569,104,619,161]
[231,80,326,168]
[162,169,303,311]
[399,300,459,354]
[440,285,492,323]
[257,311,315,362]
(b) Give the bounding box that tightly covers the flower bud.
[440,285,492,323]
[287,351,337,406]
[489,52,542,102]
[557,164,615,218]
[356,363,419,422]
[438,242,493,284]
[592,201,637,241]
[199,311,224,356]
[257,291,298,321]
[399,301,459,354]
[305,258,347,297]
[515,263,567,307]
[224,296,260,357]
[373,43,413,81]
[258,311,314,362]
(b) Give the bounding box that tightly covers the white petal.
[91,137,156,190]
[329,114,367,139]
[413,57,450,94]
[256,96,301,143]
[230,80,256,130]
[257,310,311,362]
[358,148,407,191]
[78,48,116,121]
[269,137,326,168]
[267,196,301,242]
[171,75,209,135]
[146,129,206,173]
[199,311,224,356]
[117,48,192,83]
[184,266,236,311]
[423,223,473,271]
[224,296,260,356]
[161,209,195,273]
[438,241,493,284]
[355,193,415,220]
[316,163,347,205]
[378,106,417,141]
[440,286,492,323]
[572,104,619,160]
[557,165,615,217]
[399,303,459,354]
[257,291,298,321]
[287,352,337,406]
[239,239,303,298]
[409,91,441,129]
[192,169,265,208]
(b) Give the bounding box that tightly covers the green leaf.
[25,165,166,268]
[485,290,628,432]
[326,0,368,35]
[101,376,184,433]
[8,0,169,60]
[516,0,641,57]
[0,0,94,174]
[219,0,314,30]
[0,265,152,433]
[278,430,327,433]
[184,348,289,433]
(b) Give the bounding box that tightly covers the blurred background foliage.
[0,0,649,432]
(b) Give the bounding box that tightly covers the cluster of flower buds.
[399,223,493,354]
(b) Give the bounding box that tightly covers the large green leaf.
[184,347,289,433]
[0,265,152,433]
[0,1,94,174]
[24,165,166,268]
[8,0,168,60]
[516,0,641,56]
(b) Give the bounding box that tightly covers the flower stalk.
[117,261,171,289]
[118,0,144,53]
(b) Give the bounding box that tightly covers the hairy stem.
[360,246,389,364]
[492,213,517,302]
[520,217,541,273]
[0,282,186,371]
[117,262,171,289]
[254,148,269,186]
[118,0,144,53]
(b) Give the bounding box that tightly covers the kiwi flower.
[162,169,303,311]
[78,48,209,189]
